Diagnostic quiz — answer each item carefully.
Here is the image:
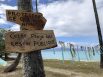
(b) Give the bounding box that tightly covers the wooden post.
[92,0,103,68]
[18,0,45,77]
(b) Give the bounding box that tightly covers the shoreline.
[43,59,99,62]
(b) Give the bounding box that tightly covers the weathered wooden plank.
[5,30,57,53]
[6,10,46,30]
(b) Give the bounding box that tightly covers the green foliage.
[0,28,7,56]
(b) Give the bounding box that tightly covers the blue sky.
[0,0,103,46]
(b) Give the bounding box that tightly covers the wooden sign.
[6,10,46,30]
[5,30,57,53]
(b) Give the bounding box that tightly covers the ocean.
[10,48,100,62]
[41,48,100,62]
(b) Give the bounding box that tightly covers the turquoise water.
[10,49,100,62]
[0,58,7,66]
[41,49,100,61]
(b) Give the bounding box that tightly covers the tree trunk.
[4,53,22,72]
[23,51,45,77]
[4,53,9,60]
[0,54,2,58]
[18,0,45,77]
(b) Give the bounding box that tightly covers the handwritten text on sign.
[6,10,46,30]
[5,30,57,53]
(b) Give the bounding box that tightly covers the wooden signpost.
[5,30,57,53]
[5,1,57,76]
[6,10,46,30]
[5,10,57,53]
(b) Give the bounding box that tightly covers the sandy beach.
[0,60,103,77]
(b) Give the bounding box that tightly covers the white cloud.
[39,0,103,37]
[0,0,103,38]
[0,4,17,28]
[10,24,20,31]
[0,0,5,1]
[0,19,6,24]
[0,4,17,13]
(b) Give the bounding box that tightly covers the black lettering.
[22,13,28,17]
[9,17,16,21]
[38,42,46,46]
[11,42,22,46]
[20,17,23,21]
[7,11,12,15]
[8,11,21,17]
[10,33,26,39]
[15,42,22,46]
[46,35,53,38]
[31,34,43,40]
[33,41,38,46]
[16,13,21,17]
[11,12,15,16]
[11,42,15,46]
[21,23,27,26]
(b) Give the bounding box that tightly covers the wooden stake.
[92,0,103,68]
[36,0,38,12]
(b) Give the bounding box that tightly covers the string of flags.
[53,41,100,63]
